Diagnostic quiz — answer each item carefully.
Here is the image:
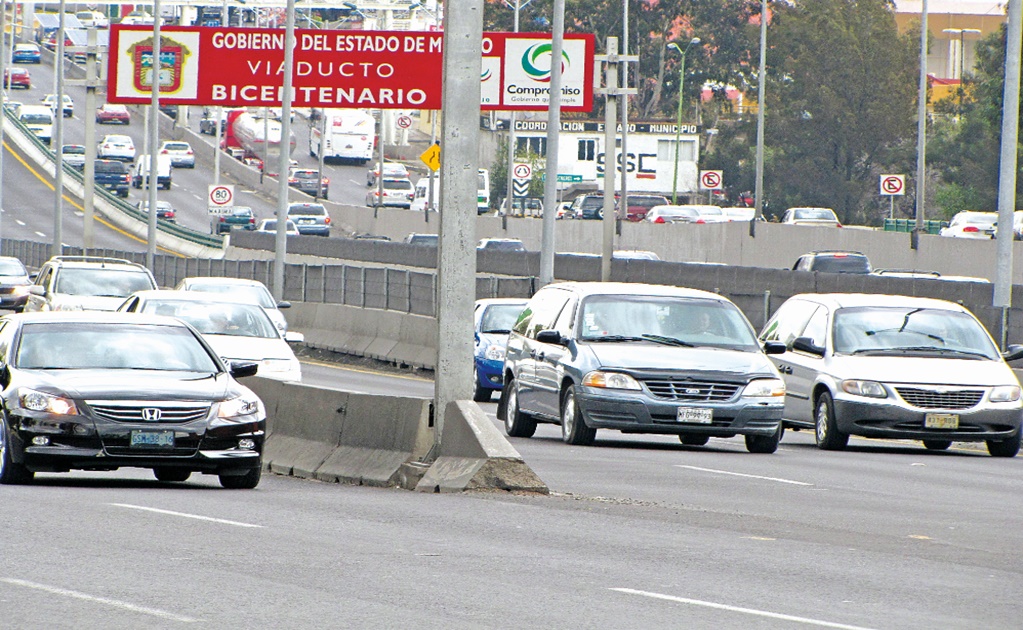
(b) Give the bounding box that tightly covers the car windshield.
[95,162,125,173]
[794,208,836,220]
[384,180,413,190]
[832,306,999,359]
[55,268,155,297]
[164,143,189,151]
[21,114,51,124]
[139,301,278,338]
[63,146,85,154]
[578,295,760,350]
[483,240,524,251]
[812,255,870,273]
[481,304,525,333]
[0,260,27,275]
[184,283,276,309]
[288,205,325,216]
[15,322,219,371]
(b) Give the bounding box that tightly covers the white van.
[18,105,54,145]
[131,154,173,190]
[410,175,438,213]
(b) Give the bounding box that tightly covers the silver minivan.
[760,293,1023,456]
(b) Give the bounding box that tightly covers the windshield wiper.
[482,328,511,334]
[641,334,694,347]
[880,346,988,358]
[584,335,647,342]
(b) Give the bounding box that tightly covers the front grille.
[642,378,741,402]
[895,387,984,410]
[88,401,211,423]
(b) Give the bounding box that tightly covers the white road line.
[674,465,812,486]
[610,588,877,630]
[110,503,264,528]
[15,219,25,225]
[1,578,199,623]
[34,231,45,238]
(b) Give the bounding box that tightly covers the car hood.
[826,355,1015,386]
[56,294,131,312]
[203,335,295,362]
[26,369,236,401]
[477,332,510,349]
[587,343,777,377]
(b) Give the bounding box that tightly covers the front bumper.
[475,357,505,391]
[833,396,1022,442]
[577,387,783,437]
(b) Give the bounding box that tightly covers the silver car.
[760,293,1023,456]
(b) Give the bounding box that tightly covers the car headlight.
[990,385,1021,402]
[582,371,642,390]
[484,345,506,361]
[741,378,786,397]
[841,380,888,398]
[17,388,78,415]
[11,285,30,296]
[218,394,264,419]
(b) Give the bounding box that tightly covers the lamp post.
[942,28,982,115]
[668,37,699,205]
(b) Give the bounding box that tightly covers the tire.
[503,378,536,438]
[987,431,1021,458]
[745,424,782,454]
[814,392,848,450]
[922,439,952,451]
[219,466,261,489]
[679,434,709,446]
[153,468,191,482]
[471,367,491,402]
[561,385,596,446]
[0,415,34,485]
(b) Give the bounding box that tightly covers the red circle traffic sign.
[209,185,233,206]
[513,163,532,180]
[882,176,904,194]
[396,115,413,129]
[700,171,722,189]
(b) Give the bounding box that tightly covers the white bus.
[410,168,491,214]
[309,109,375,164]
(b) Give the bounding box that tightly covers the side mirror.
[28,285,45,297]
[536,329,564,345]
[791,336,825,357]
[1003,344,1023,362]
[277,301,291,309]
[284,331,305,344]
[229,360,259,379]
[762,340,787,355]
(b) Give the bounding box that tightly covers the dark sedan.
[0,312,266,488]
[0,256,31,312]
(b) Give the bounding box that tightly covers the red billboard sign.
[107,26,594,112]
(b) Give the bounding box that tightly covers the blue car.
[473,298,528,402]
[12,44,41,64]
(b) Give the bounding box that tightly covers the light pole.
[942,28,981,115]
[668,37,700,205]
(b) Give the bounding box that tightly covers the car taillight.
[186,149,193,155]
[249,217,255,225]
[160,149,168,154]
[219,216,226,223]
[696,219,706,224]
[324,217,331,224]
[964,226,979,232]
[166,211,175,218]
[654,217,665,224]
[837,223,843,228]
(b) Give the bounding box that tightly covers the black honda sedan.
[0,312,266,488]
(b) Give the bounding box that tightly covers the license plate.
[298,218,314,224]
[677,407,713,424]
[924,413,959,429]
[130,430,175,448]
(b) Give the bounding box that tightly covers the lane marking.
[674,465,812,486]
[110,503,264,528]
[1,578,199,623]
[610,588,877,630]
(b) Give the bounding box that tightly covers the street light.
[668,37,700,204]
[942,27,981,115]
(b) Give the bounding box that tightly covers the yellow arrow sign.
[420,144,441,172]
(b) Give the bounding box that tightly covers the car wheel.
[153,467,191,482]
[987,431,1021,458]
[219,466,261,489]
[922,439,952,451]
[502,378,536,438]
[561,384,596,446]
[745,424,782,454]
[814,392,848,450]
[471,367,491,402]
[0,415,34,485]
[679,434,709,446]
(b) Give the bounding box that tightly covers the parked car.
[473,298,529,402]
[498,282,787,451]
[211,206,257,234]
[0,256,32,312]
[760,293,1023,456]
[367,160,409,186]
[792,251,872,274]
[477,238,525,252]
[781,207,842,227]
[618,194,669,222]
[0,311,265,488]
[365,178,414,208]
[23,256,158,313]
[175,276,290,333]
[939,211,997,239]
[61,144,87,170]
[136,199,176,223]
[96,103,130,124]
[118,291,303,382]
[98,134,136,161]
[158,140,195,168]
[93,159,130,197]
[288,168,329,198]
[4,67,31,89]
[286,202,331,236]
[11,43,41,64]
[256,218,300,237]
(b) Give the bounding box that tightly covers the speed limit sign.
[208,184,235,215]
[396,115,413,129]
[699,170,723,190]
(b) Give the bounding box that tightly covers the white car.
[365,178,414,208]
[61,144,87,170]
[781,206,842,227]
[939,211,997,239]
[158,140,195,168]
[367,161,410,186]
[42,93,74,118]
[117,291,303,382]
[76,10,110,28]
[174,276,290,333]
[98,134,136,162]
[255,218,300,237]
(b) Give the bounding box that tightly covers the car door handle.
[778,365,793,375]
[531,350,545,361]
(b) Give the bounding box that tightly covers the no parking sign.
[880,174,905,196]
[699,170,723,190]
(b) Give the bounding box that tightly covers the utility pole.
[539,0,567,287]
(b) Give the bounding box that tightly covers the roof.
[46,256,147,270]
[2,310,188,326]
[544,281,734,302]
[787,293,969,312]
[179,276,266,287]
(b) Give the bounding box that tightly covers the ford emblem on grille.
[685,388,701,395]
[141,408,162,422]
